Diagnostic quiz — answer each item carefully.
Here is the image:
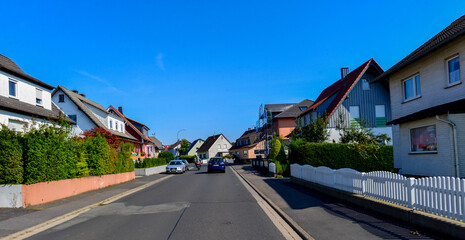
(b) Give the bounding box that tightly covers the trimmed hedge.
[289,139,393,172]
[135,158,168,168]
[0,126,23,184]
[179,155,197,163]
[158,151,175,161]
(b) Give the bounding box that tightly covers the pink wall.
[22,172,135,206]
[276,118,296,139]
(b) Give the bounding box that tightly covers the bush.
[82,133,112,176]
[288,139,393,172]
[135,158,167,168]
[158,151,175,161]
[0,126,23,184]
[179,155,197,163]
[222,154,234,159]
[268,138,281,161]
[22,125,80,184]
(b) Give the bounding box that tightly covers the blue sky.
[1,1,464,144]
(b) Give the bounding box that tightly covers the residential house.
[107,106,155,160]
[373,15,465,177]
[149,136,164,158]
[272,99,314,139]
[229,128,265,161]
[197,134,232,161]
[299,59,392,143]
[0,54,74,131]
[184,138,205,156]
[168,140,182,159]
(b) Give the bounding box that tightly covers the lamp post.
[177,129,187,141]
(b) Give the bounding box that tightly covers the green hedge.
[0,126,23,184]
[158,151,175,161]
[179,155,197,163]
[0,124,135,185]
[289,139,393,172]
[134,158,168,168]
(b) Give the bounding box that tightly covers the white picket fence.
[291,163,465,222]
[252,160,276,174]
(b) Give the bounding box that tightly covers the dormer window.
[36,88,43,105]
[299,106,308,111]
[58,94,65,102]
[9,80,17,98]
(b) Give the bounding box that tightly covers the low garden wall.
[134,165,167,176]
[0,171,135,208]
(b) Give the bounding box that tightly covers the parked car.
[208,157,225,173]
[181,160,190,171]
[166,160,186,174]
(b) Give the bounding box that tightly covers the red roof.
[299,59,383,121]
[107,105,153,144]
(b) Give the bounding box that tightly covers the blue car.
[207,157,225,173]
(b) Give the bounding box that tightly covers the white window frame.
[402,74,421,102]
[446,54,461,86]
[36,88,43,106]
[8,79,18,98]
[109,119,113,129]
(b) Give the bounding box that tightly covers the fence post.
[362,173,366,195]
[408,178,415,209]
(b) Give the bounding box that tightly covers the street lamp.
[177,129,187,141]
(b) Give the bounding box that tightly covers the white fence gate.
[291,163,465,222]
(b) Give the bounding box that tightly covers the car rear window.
[209,158,223,163]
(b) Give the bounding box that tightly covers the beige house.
[197,134,232,160]
[374,15,465,177]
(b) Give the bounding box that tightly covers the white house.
[374,15,465,177]
[197,134,232,161]
[184,138,204,156]
[52,85,136,141]
[0,54,73,132]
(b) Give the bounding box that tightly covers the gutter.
[436,114,459,177]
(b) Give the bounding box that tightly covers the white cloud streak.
[75,70,121,93]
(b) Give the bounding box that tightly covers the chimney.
[72,90,78,94]
[80,93,86,97]
[118,106,123,114]
[248,128,251,131]
[341,67,349,79]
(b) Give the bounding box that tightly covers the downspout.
[436,115,459,177]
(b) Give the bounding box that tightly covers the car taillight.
[220,162,224,165]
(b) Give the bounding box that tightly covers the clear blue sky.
[1,1,464,144]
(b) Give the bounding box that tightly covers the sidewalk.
[0,173,167,238]
[232,165,443,240]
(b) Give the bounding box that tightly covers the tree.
[291,115,329,143]
[179,139,190,155]
[83,127,120,149]
[268,138,281,161]
[158,151,175,161]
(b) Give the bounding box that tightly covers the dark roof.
[197,134,231,153]
[52,86,137,140]
[0,95,74,123]
[0,54,54,90]
[299,59,383,121]
[264,103,295,113]
[127,117,150,131]
[107,105,152,143]
[184,138,204,154]
[229,128,258,150]
[274,99,314,119]
[168,140,181,149]
[376,15,465,82]
[389,97,465,125]
[149,136,164,149]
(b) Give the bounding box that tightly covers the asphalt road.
[27,165,286,240]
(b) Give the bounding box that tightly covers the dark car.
[207,157,225,173]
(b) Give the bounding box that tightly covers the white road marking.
[2,175,174,240]
[231,167,303,240]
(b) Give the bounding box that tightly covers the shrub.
[135,157,167,168]
[22,125,79,184]
[291,115,329,142]
[268,138,281,161]
[179,155,197,163]
[288,139,393,172]
[158,151,175,161]
[0,126,23,184]
[83,127,120,149]
[223,154,234,159]
[82,133,111,176]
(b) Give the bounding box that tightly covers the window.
[375,105,386,127]
[223,144,227,149]
[218,144,221,149]
[403,74,421,101]
[447,56,460,84]
[109,120,113,129]
[8,119,24,132]
[243,150,248,156]
[410,125,437,152]
[58,94,65,102]
[9,80,17,97]
[36,89,43,105]
[69,115,77,122]
[362,79,370,90]
[349,106,361,128]
[299,106,308,111]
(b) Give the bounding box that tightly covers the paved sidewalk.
[232,165,444,240]
[0,173,167,238]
